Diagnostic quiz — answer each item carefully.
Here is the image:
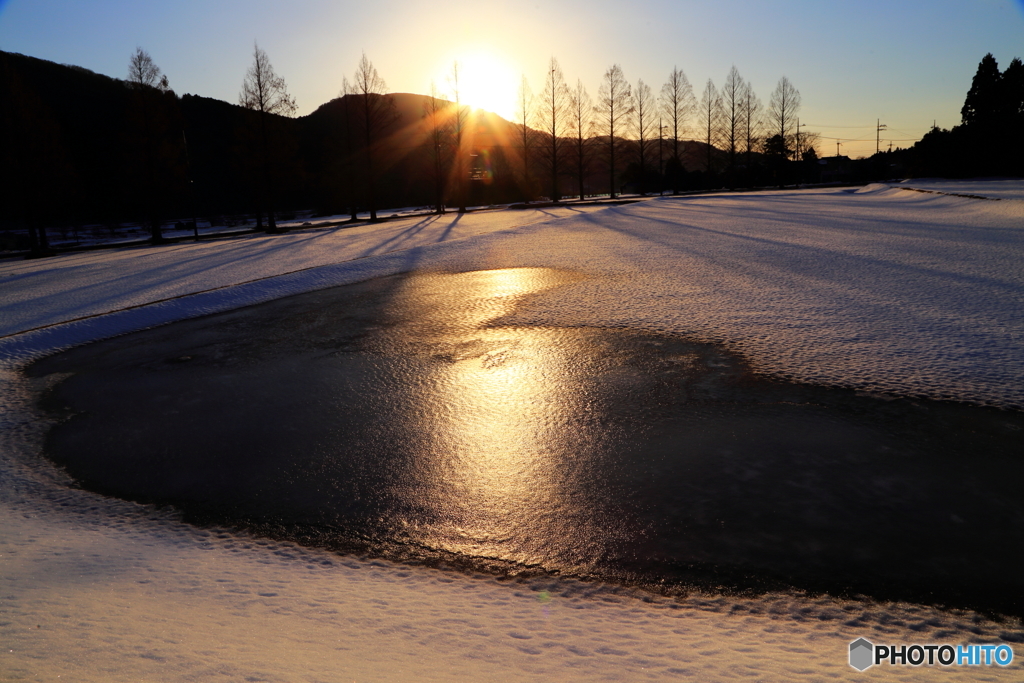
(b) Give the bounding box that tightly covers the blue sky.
[2,0,1022,157]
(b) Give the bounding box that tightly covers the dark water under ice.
[29,268,1024,615]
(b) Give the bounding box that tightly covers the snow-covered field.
[2,185,1023,680]
[895,177,1024,201]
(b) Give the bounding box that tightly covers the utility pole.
[876,119,887,155]
[836,140,841,157]
[794,119,807,165]
[658,118,664,196]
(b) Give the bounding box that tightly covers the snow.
[895,178,1024,201]
[2,184,1023,680]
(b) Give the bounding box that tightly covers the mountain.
[2,49,743,233]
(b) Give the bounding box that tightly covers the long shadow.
[3,218,442,338]
[598,203,1024,295]
[353,214,442,258]
[434,212,461,243]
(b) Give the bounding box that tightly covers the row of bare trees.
[125,45,811,245]
[511,60,808,199]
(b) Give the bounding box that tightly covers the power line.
[817,135,920,141]
[803,123,875,129]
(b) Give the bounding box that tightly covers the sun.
[437,48,519,121]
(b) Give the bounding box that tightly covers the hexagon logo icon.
[849,637,874,671]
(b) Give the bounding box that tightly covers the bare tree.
[239,42,297,232]
[696,79,722,174]
[768,76,801,160]
[566,79,594,201]
[799,129,821,158]
[596,64,632,198]
[128,47,169,92]
[741,81,763,171]
[632,79,657,195]
[720,66,745,182]
[514,75,536,202]
[351,53,397,222]
[537,57,569,201]
[660,66,694,194]
[449,61,470,213]
[338,77,359,221]
[127,47,174,243]
[423,81,453,214]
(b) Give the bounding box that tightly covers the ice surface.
[2,185,1023,680]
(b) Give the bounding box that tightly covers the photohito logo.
[849,637,1014,671]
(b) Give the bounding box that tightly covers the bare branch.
[768,76,801,153]
[239,43,296,117]
[127,47,168,92]
[597,64,632,197]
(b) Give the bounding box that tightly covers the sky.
[1,0,1023,158]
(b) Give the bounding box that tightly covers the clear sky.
[2,0,1022,158]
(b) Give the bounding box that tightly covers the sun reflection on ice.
[391,268,607,569]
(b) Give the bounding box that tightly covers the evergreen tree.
[961,53,1001,127]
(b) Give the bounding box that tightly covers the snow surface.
[2,185,1023,680]
[895,178,1024,201]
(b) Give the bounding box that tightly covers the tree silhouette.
[720,66,745,184]
[597,64,631,198]
[351,53,396,222]
[1,55,77,257]
[961,53,1001,128]
[660,67,694,194]
[632,79,657,195]
[567,79,594,201]
[697,79,722,174]
[126,47,175,243]
[128,48,168,91]
[423,81,453,214]
[449,61,469,213]
[768,76,800,160]
[514,75,536,202]
[537,57,569,201]
[331,77,363,221]
[239,42,296,232]
[741,81,763,171]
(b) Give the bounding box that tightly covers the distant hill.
[2,49,767,232]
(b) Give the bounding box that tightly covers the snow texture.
[2,186,1023,680]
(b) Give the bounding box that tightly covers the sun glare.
[437,48,518,121]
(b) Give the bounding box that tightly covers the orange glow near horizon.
[433,47,520,120]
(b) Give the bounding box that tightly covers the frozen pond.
[29,267,1024,615]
